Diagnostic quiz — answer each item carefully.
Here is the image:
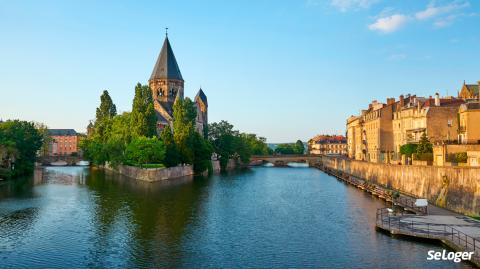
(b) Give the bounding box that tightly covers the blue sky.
[1,0,479,142]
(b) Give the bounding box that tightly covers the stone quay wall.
[108,164,193,182]
[319,156,480,216]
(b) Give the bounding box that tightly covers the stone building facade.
[458,102,480,144]
[308,135,347,155]
[346,116,363,160]
[392,93,463,157]
[148,35,207,134]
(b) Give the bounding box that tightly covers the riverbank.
[316,156,480,216]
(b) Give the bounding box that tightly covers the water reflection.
[0,166,475,268]
[85,169,205,268]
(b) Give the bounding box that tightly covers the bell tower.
[149,32,184,115]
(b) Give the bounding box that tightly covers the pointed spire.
[150,35,183,81]
[195,88,208,106]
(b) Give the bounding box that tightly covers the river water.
[0,166,474,268]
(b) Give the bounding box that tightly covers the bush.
[414,153,433,161]
[400,143,417,157]
[447,152,467,163]
[124,136,165,167]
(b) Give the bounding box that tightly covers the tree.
[173,98,197,164]
[95,90,117,124]
[0,120,43,177]
[416,132,433,154]
[130,83,157,138]
[124,136,165,167]
[275,144,296,155]
[400,143,418,157]
[192,132,213,174]
[294,140,305,154]
[94,90,117,141]
[208,120,238,170]
[160,126,180,167]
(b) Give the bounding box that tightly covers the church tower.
[149,34,184,130]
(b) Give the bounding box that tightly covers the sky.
[1,0,479,143]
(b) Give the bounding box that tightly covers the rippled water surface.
[0,166,474,268]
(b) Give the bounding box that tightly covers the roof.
[150,37,183,81]
[310,135,346,144]
[194,88,208,106]
[466,84,479,95]
[463,102,480,110]
[48,129,77,136]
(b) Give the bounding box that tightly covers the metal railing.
[376,208,480,258]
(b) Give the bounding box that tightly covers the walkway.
[376,208,480,267]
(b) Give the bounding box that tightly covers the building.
[433,144,480,167]
[47,129,79,156]
[148,34,208,134]
[392,93,463,157]
[458,102,480,144]
[458,80,479,100]
[308,135,347,155]
[346,116,363,160]
[361,100,394,163]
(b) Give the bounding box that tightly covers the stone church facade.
[148,35,208,135]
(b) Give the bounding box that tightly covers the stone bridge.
[250,155,323,167]
[37,155,85,166]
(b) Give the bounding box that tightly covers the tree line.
[0,120,45,179]
[81,84,271,173]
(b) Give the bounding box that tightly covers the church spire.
[149,35,183,81]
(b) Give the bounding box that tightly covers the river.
[0,166,474,268]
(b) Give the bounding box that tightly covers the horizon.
[1,1,479,143]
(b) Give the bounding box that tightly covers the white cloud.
[415,1,469,20]
[368,14,409,33]
[330,0,379,12]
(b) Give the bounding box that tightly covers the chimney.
[435,92,440,106]
[386,98,395,105]
[399,95,405,107]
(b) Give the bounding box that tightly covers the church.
[148,34,208,135]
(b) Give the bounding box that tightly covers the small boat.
[76,161,90,166]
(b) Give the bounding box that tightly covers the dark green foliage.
[173,98,197,164]
[94,90,117,140]
[414,153,433,161]
[131,83,157,138]
[416,132,433,154]
[124,137,165,167]
[274,142,304,155]
[0,120,43,178]
[400,143,418,157]
[447,152,468,163]
[160,126,180,167]
[192,132,213,174]
[208,121,238,170]
[295,140,305,154]
[208,121,271,171]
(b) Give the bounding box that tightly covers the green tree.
[94,90,117,141]
[130,83,157,138]
[294,140,305,154]
[173,98,197,164]
[208,120,238,170]
[416,132,433,154]
[275,144,296,155]
[0,120,43,178]
[95,90,117,124]
[160,126,180,167]
[400,143,418,157]
[192,132,213,174]
[124,136,165,167]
